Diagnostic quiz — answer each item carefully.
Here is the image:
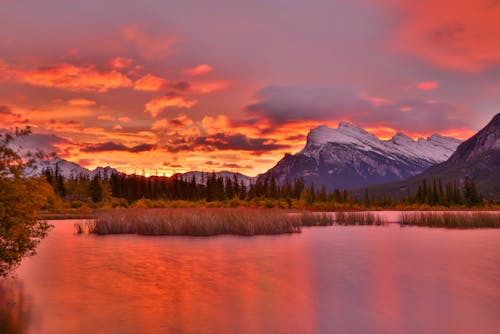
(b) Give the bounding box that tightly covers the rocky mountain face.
[363,113,500,199]
[260,122,461,190]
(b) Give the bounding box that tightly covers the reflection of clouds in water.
[0,278,31,334]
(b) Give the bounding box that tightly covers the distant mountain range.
[362,113,500,199]
[27,157,121,179]
[28,114,499,199]
[259,122,461,190]
[29,157,255,187]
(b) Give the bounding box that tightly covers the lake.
[3,216,500,333]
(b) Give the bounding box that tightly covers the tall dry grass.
[335,212,383,225]
[399,212,500,228]
[83,208,303,236]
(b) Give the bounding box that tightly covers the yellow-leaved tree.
[0,127,54,276]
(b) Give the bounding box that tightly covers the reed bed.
[81,208,303,236]
[399,212,500,228]
[299,213,335,226]
[335,212,383,225]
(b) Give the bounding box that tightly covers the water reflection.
[10,219,500,334]
[0,278,31,334]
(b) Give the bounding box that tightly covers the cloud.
[68,98,96,106]
[10,133,70,156]
[192,133,289,153]
[145,94,197,117]
[109,57,133,69]
[81,141,156,153]
[385,0,500,72]
[221,162,251,169]
[118,116,131,123]
[245,84,469,135]
[97,115,115,121]
[20,64,132,92]
[183,64,213,76]
[0,105,29,127]
[246,85,373,124]
[189,80,228,94]
[134,74,168,91]
[417,81,439,90]
[121,25,175,60]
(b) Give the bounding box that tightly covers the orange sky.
[0,0,498,176]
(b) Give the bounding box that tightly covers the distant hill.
[361,113,500,199]
[259,122,461,190]
[27,157,121,179]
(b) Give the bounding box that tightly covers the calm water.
[2,216,500,334]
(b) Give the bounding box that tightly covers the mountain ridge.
[260,122,461,190]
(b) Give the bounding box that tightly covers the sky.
[0,0,499,176]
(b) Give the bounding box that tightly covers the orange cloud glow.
[109,57,133,69]
[68,98,96,106]
[417,81,439,90]
[145,95,197,117]
[184,64,213,76]
[387,0,500,72]
[20,64,132,92]
[97,115,115,121]
[190,81,229,94]
[134,74,168,91]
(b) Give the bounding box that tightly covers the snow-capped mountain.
[176,171,255,187]
[28,158,120,179]
[260,122,462,190]
[363,113,500,199]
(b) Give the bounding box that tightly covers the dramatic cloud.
[81,141,156,153]
[386,0,500,72]
[183,64,213,76]
[134,74,168,91]
[246,85,373,124]
[246,84,470,136]
[193,133,289,153]
[417,81,439,90]
[145,94,197,117]
[20,64,132,92]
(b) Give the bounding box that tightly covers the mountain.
[28,157,121,179]
[260,122,461,190]
[363,113,500,199]
[176,171,255,187]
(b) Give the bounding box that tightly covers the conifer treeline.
[42,168,485,207]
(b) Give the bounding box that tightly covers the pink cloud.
[385,0,500,72]
[121,25,176,60]
[20,63,132,92]
[145,95,197,117]
[417,81,439,90]
[134,74,168,91]
[183,64,213,76]
[68,98,96,106]
[109,57,133,69]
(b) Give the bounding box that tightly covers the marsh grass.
[399,212,500,228]
[335,212,383,225]
[82,208,303,236]
[299,213,335,226]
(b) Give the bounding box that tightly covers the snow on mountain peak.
[301,123,461,164]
